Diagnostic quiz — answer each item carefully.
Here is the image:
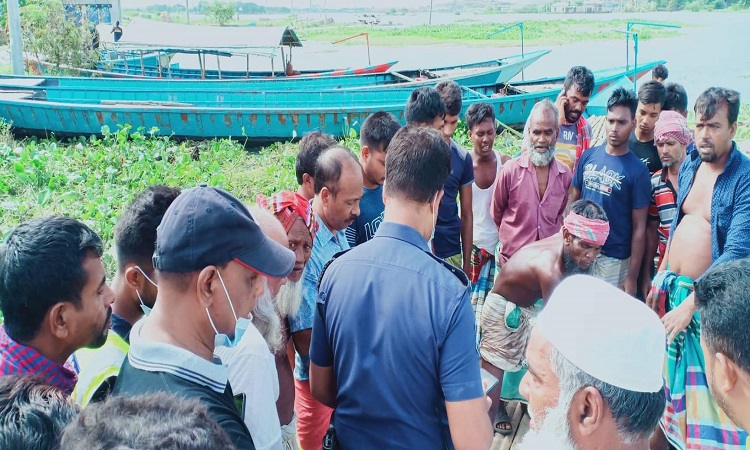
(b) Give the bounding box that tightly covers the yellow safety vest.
[71,331,129,407]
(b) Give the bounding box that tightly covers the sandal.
[493,406,513,436]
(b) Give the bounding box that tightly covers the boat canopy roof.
[96,18,302,56]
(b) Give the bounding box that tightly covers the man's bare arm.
[568,186,581,210]
[459,184,473,275]
[309,362,337,408]
[446,398,493,450]
[291,329,312,357]
[624,207,648,295]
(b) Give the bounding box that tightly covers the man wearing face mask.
[72,185,180,407]
[310,126,492,449]
[113,185,296,450]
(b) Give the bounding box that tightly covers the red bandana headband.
[256,191,318,240]
[563,212,610,247]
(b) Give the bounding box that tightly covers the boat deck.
[492,401,530,450]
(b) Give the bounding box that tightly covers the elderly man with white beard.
[215,206,292,450]
[256,191,318,450]
[517,275,666,450]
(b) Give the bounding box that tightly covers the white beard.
[252,284,284,354]
[276,278,303,318]
[518,390,579,450]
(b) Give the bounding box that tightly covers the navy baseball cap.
[153,185,295,278]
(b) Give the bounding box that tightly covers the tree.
[204,0,235,26]
[21,0,99,73]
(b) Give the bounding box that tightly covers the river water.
[172,11,750,103]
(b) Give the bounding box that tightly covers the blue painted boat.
[0,60,663,143]
[8,50,550,92]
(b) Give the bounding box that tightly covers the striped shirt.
[0,326,78,394]
[648,169,677,266]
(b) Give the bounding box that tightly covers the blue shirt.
[290,213,349,381]
[434,140,474,258]
[573,145,651,259]
[671,143,750,273]
[345,185,384,247]
[310,222,483,449]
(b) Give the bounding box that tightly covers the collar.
[517,152,568,174]
[0,326,78,394]
[374,222,430,252]
[313,212,344,245]
[127,319,228,393]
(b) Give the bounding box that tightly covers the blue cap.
[153,185,295,278]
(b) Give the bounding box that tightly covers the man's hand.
[662,292,697,344]
[645,287,662,315]
[623,275,637,296]
[641,275,653,305]
[462,261,472,279]
[556,89,568,127]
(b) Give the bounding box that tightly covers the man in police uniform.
[309,125,493,449]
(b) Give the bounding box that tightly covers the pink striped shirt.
[491,153,572,264]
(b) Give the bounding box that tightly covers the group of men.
[0,62,749,450]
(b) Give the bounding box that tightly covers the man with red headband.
[257,190,317,450]
[480,199,609,435]
[641,111,691,306]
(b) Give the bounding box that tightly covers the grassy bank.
[1,104,748,273]
[295,19,685,46]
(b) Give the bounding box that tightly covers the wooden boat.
[8,50,550,92]
[0,60,664,143]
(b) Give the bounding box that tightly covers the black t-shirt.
[628,132,662,174]
[114,359,256,449]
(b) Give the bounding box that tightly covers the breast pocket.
[543,189,566,220]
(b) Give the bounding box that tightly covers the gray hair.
[548,345,665,444]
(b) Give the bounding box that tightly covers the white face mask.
[205,270,253,349]
[134,266,158,316]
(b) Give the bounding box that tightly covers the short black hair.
[0,376,79,450]
[637,80,666,107]
[694,87,740,125]
[360,111,401,152]
[114,185,181,271]
[385,125,451,203]
[569,199,608,222]
[563,66,595,97]
[435,80,463,116]
[607,87,638,120]
[59,393,234,450]
[295,131,337,185]
[695,257,750,374]
[465,102,496,130]
[405,87,446,125]
[663,83,689,113]
[652,64,669,80]
[0,217,103,343]
[313,145,359,196]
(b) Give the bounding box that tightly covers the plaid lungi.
[470,245,496,344]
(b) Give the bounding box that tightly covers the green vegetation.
[20,0,99,73]
[296,19,685,46]
[202,0,236,26]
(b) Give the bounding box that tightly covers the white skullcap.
[535,275,666,393]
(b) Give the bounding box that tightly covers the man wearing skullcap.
[640,111,690,305]
[481,200,609,436]
[647,87,750,450]
[518,275,666,450]
[256,190,317,450]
